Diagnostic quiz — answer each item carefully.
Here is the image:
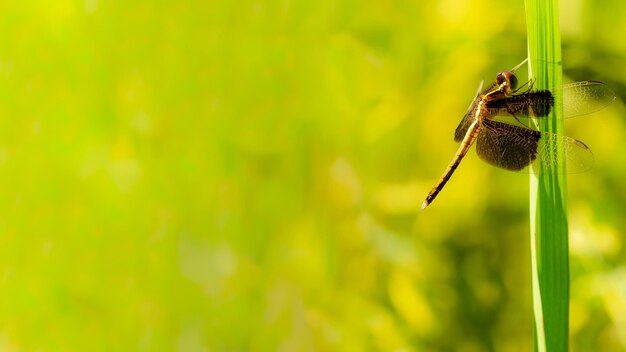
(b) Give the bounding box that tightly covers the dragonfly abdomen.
[422,120,482,209]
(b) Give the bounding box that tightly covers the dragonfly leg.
[524,78,535,93]
[512,78,535,94]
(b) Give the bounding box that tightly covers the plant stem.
[525,0,569,351]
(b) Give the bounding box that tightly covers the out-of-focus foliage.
[0,1,624,351]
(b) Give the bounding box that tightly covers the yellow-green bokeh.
[0,1,625,351]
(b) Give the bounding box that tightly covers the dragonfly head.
[496,70,518,95]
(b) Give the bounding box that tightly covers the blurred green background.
[0,0,625,351]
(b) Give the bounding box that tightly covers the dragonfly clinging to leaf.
[421,59,616,210]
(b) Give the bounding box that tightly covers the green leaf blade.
[525,0,569,351]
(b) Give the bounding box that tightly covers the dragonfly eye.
[496,71,518,94]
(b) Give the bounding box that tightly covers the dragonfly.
[421,59,616,210]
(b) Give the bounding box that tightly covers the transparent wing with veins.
[486,80,616,119]
[561,81,616,118]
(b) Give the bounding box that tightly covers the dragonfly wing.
[476,120,540,171]
[454,80,484,142]
[562,81,616,118]
[485,91,554,117]
[454,112,474,142]
[532,128,594,173]
[476,120,593,173]
[486,81,615,119]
